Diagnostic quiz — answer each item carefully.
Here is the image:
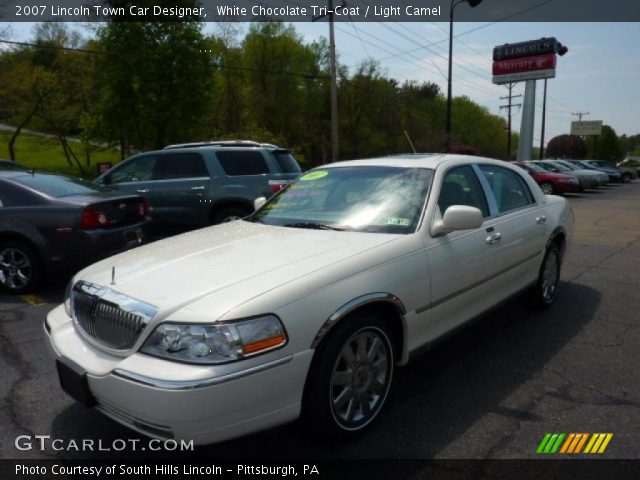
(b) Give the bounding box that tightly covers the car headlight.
[140,315,287,364]
[64,279,73,317]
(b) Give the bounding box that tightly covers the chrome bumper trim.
[112,355,293,391]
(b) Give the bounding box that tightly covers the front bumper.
[45,306,313,445]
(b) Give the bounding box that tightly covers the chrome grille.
[71,281,157,351]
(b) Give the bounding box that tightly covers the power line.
[0,38,329,80]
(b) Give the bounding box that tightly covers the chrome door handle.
[486,232,502,245]
[136,189,150,193]
[536,215,546,224]
[190,186,206,190]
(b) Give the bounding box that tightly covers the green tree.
[591,124,623,161]
[95,6,215,150]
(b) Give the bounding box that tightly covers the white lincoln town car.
[45,154,574,444]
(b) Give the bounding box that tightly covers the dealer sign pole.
[517,79,536,160]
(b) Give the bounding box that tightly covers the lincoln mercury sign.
[492,38,564,85]
[571,120,603,136]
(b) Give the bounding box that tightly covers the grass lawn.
[0,131,122,179]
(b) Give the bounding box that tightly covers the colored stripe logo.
[537,433,613,454]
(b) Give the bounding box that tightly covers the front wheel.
[302,313,395,439]
[523,245,561,309]
[622,172,632,183]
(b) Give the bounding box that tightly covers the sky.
[4,21,639,149]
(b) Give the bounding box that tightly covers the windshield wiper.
[283,222,347,231]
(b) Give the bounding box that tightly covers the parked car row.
[0,148,632,295]
[513,159,634,195]
[0,142,303,293]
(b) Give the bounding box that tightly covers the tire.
[301,313,395,440]
[539,182,555,195]
[210,206,252,224]
[622,172,632,183]
[523,244,561,309]
[0,241,41,294]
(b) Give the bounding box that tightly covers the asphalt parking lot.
[1,182,639,460]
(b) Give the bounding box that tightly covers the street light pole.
[446,0,482,152]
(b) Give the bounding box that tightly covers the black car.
[0,171,150,293]
[0,159,29,171]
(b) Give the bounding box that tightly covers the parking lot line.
[19,294,48,306]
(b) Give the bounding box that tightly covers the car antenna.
[111,266,116,286]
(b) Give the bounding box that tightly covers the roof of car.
[163,140,281,150]
[319,154,507,170]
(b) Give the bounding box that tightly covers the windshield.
[518,162,544,172]
[12,173,109,198]
[548,162,572,172]
[252,166,433,234]
[555,161,577,170]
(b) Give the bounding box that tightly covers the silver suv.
[95,141,302,226]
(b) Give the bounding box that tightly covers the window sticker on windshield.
[385,217,411,226]
[300,170,329,181]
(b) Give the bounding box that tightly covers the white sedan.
[45,154,574,444]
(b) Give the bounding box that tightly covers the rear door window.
[158,153,208,179]
[478,165,534,214]
[216,151,270,176]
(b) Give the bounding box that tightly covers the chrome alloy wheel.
[0,247,32,290]
[540,182,554,195]
[541,250,559,303]
[329,328,392,430]
[221,215,242,222]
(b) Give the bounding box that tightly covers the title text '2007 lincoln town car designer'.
[45,154,574,444]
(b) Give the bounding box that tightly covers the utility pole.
[572,111,589,123]
[571,111,590,157]
[313,1,339,163]
[539,79,548,159]
[499,83,522,161]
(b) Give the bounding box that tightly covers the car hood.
[570,169,604,177]
[76,220,401,317]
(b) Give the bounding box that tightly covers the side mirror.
[253,197,267,211]
[431,205,483,236]
[99,174,111,185]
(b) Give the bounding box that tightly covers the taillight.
[81,206,109,229]
[268,179,289,192]
[138,198,150,217]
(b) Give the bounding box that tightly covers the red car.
[513,161,580,195]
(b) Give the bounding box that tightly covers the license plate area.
[56,360,96,407]
[124,228,143,248]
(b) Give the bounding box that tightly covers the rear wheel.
[210,206,252,224]
[524,244,561,309]
[302,313,395,439]
[622,172,632,183]
[539,182,555,195]
[0,241,41,294]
